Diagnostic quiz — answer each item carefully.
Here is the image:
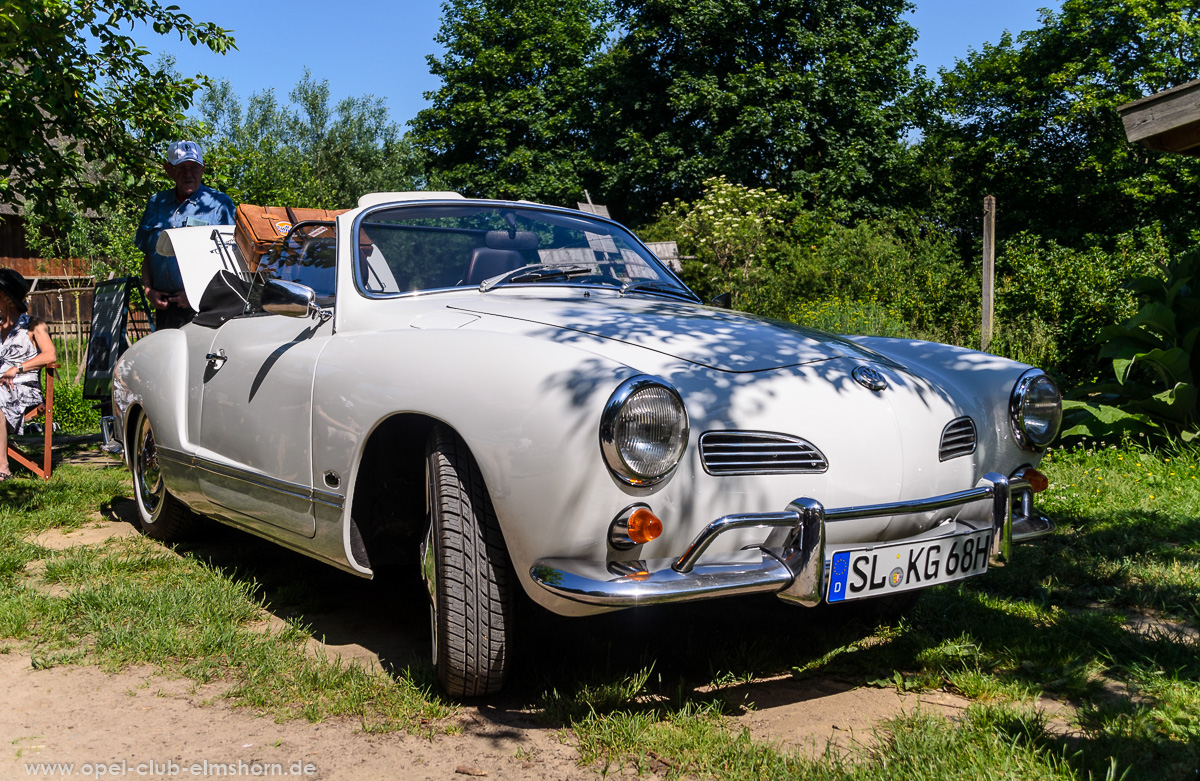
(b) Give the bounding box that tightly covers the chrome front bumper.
[529,471,1053,608]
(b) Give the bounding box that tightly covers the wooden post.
[981,195,996,352]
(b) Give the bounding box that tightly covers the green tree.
[930,0,1200,248]
[197,71,423,208]
[410,0,613,206]
[0,0,234,215]
[600,0,925,223]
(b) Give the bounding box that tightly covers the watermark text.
[24,759,318,777]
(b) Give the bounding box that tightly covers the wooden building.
[1118,79,1200,157]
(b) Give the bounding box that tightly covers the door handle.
[206,349,228,368]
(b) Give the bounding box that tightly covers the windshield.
[352,203,697,301]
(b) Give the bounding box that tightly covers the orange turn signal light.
[627,507,664,545]
[1021,467,1050,493]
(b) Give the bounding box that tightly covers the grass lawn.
[1,440,1197,779]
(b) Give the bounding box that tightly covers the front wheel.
[424,426,513,697]
[130,410,202,541]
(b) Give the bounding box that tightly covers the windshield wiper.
[619,279,693,301]
[479,264,594,292]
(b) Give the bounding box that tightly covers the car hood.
[448,294,888,373]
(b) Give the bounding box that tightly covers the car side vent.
[939,417,977,461]
[699,431,829,475]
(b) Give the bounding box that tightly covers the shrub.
[645,177,828,313]
[995,228,1166,383]
[812,218,977,345]
[50,376,102,434]
[1062,248,1199,444]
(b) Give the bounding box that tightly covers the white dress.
[1,313,45,433]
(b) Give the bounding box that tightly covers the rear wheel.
[130,410,202,541]
[425,426,513,697]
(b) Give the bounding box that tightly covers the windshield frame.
[348,199,701,304]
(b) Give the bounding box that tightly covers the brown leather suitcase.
[235,205,350,271]
[234,205,292,271]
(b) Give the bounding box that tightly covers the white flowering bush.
[675,176,792,282]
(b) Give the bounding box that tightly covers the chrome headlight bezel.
[599,375,689,486]
[1009,369,1063,450]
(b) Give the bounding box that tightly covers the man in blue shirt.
[135,141,236,329]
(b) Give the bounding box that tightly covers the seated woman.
[0,268,57,480]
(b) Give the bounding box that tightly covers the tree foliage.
[0,0,235,215]
[412,0,924,225]
[930,0,1200,248]
[197,71,423,208]
[410,0,612,206]
[601,0,924,223]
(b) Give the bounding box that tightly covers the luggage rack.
[210,227,252,282]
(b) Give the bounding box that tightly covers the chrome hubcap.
[136,418,164,516]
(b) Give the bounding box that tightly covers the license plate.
[826,528,993,603]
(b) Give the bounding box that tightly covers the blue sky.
[143,1,1059,129]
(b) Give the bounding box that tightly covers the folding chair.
[7,363,57,480]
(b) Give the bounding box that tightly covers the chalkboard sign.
[83,277,133,400]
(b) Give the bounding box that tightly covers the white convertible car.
[106,192,1062,696]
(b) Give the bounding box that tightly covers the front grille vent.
[939,417,977,461]
[699,431,829,475]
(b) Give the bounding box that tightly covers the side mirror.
[709,292,732,309]
[261,279,317,318]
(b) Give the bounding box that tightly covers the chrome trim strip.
[313,489,346,510]
[159,449,346,510]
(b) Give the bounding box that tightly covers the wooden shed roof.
[1118,79,1200,156]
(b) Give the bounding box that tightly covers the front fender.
[312,329,643,594]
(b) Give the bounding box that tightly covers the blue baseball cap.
[166,140,204,167]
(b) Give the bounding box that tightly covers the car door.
[196,312,332,537]
[195,227,341,538]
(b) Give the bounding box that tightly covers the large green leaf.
[1107,344,1190,387]
[1123,301,1177,340]
[1059,400,1160,441]
[1124,274,1167,298]
[1129,347,1193,386]
[1097,329,1164,354]
[1121,382,1198,426]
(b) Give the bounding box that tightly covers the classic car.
[105,191,1063,697]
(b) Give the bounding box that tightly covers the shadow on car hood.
[449,295,886,373]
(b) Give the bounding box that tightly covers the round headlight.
[1010,369,1062,449]
[600,376,689,486]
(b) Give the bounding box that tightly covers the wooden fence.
[27,284,152,379]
